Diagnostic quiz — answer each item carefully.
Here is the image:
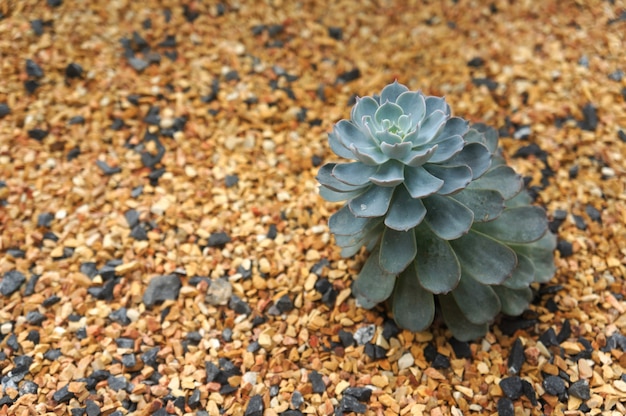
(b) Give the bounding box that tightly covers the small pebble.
[207,232,231,247]
[499,376,523,400]
[205,278,232,306]
[309,370,325,393]
[1,270,26,296]
[496,397,514,416]
[52,384,75,403]
[543,375,566,396]
[0,103,10,118]
[244,394,264,416]
[291,390,304,408]
[354,324,375,345]
[568,379,590,400]
[142,274,181,307]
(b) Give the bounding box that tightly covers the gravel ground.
[1,1,626,415]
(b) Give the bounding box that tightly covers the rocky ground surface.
[1,1,626,415]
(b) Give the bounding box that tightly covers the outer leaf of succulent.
[318,81,556,341]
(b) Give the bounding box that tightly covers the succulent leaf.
[509,231,557,283]
[447,142,492,179]
[473,206,547,243]
[392,263,435,332]
[426,164,473,195]
[417,110,447,143]
[423,195,474,240]
[451,188,504,223]
[332,162,379,186]
[404,166,444,198]
[492,286,533,316]
[427,135,465,163]
[381,80,410,103]
[384,187,427,231]
[379,228,417,274]
[319,186,365,202]
[449,230,517,285]
[402,145,438,167]
[328,131,355,159]
[335,119,376,149]
[434,117,469,142]
[396,91,426,126]
[328,205,373,235]
[317,163,365,192]
[348,185,394,217]
[369,160,405,187]
[414,226,461,293]
[352,246,396,309]
[379,141,412,160]
[351,96,379,129]
[451,274,501,325]
[502,253,535,289]
[468,165,522,199]
[439,294,489,342]
[375,101,404,125]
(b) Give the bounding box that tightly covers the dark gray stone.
[1,270,26,296]
[244,394,264,416]
[143,274,181,307]
[568,379,590,400]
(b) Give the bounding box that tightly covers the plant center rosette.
[317,81,556,340]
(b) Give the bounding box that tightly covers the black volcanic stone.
[578,103,598,131]
[26,59,44,78]
[107,375,128,392]
[0,103,10,117]
[85,399,101,416]
[568,379,590,400]
[508,338,525,375]
[539,328,559,347]
[26,310,46,325]
[275,294,293,313]
[24,80,40,94]
[336,68,360,84]
[467,56,485,67]
[53,384,75,403]
[337,394,366,414]
[28,128,48,141]
[543,375,566,396]
[96,160,121,175]
[65,63,83,78]
[244,395,264,416]
[1,270,26,296]
[143,274,181,307]
[309,370,325,393]
[585,204,602,223]
[30,19,44,36]
[207,232,231,247]
[228,295,251,315]
[343,386,372,402]
[19,380,39,396]
[450,338,472,359]
[43,294,61,307]
[557,319,572,343]
[338,329,355,347]
[499,376,523,400]
[37,212,54,227]
[496,397,514,416]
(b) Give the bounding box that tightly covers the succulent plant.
[317,81,556,341]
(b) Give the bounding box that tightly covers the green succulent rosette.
[317,81,556,340]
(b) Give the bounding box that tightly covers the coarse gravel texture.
[1,1,626,416]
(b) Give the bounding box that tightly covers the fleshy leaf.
[397,114,412,132]
[447,142,492,179]
[379,228,416,275]
[375,130,403,145]
[427,135,464,163]
[375,101,404,125]
[502,253,535,289]
[380,81,409,104]
[402,145,437,167]
[471,123,499,153]
[336,222,384,257]
[414,225,461,294]
[425,96,449,115]
[351,96,379,128]
[351,144,389,166]
[317,163,366,192]
[417,110,447,143]
[439,294,489,341]
[451,274,501,325]
[328,131,355,159]
[423,195,474,240]
[319,186,366,202]
[392,262,435,332]
[335,119,376,149]
[348,185,394,218]
[451,188,504,223]
[426,164,473,195]
[369,160,405,187]
[384,186,427,231]
[329,205,371,235]
[509,231,556,283]
[467,165,522,199]
[380,141,412,160]
[449,230,517,285]
[473,206,547,243]
[492,286,533,316]
[396,91,426,126]
[332,162,378,186]
[433,117,469,141]
[352,245,396,309]
[404,166,443,198]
